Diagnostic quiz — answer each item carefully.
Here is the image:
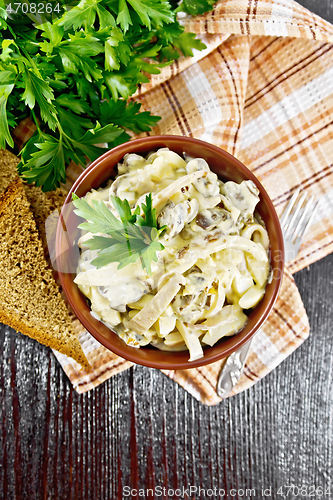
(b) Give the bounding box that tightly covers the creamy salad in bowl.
[73,148,270,362]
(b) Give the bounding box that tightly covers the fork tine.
[296,200,319,241]
[280,188,301,227]
[293,195,314,240]
[284,192,307,239]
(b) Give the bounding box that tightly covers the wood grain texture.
[1,2,333,498]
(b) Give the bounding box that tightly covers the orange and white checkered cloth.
[48,0,333,404]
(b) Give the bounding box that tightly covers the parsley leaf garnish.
[177,0,215,16]
[173,33,207,57]
[72,193,166,274]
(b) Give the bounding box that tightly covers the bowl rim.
[56,135,284,369]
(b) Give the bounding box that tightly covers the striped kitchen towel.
[18,0,333,404]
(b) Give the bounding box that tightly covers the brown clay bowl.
[56,136,284,369]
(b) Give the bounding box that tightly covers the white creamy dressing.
[74,148,270,361]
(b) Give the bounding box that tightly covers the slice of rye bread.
[0,149,67,253]
[0,176,90,369]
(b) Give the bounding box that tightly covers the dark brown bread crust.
[0,149,67,253]
[0,149,20,193]
[0,176,90,369]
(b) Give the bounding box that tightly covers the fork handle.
[216,337,254,398]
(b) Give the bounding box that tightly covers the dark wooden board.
[1,1,333,498]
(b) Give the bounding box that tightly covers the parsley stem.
[30,109,41,133]
[61,131,86,167]
[20,47,42,76]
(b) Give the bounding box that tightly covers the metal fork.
[216,189,319,399]
[280,188,319,263]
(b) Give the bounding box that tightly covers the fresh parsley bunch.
[72,192,166,274]
[0,0,215,191]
